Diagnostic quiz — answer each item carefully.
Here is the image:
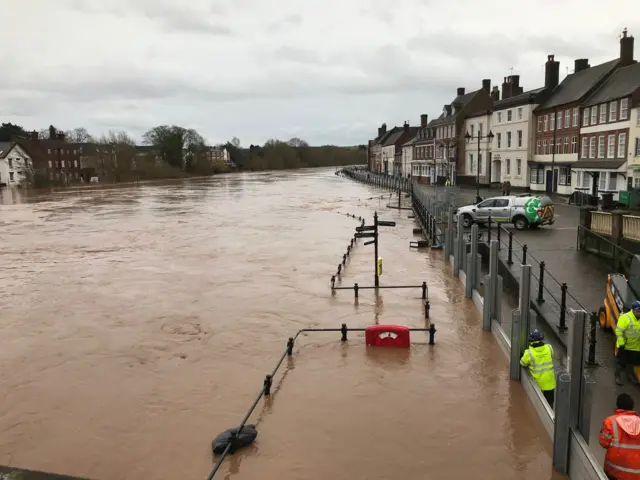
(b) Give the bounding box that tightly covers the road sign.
[378,221,396,227]
[354,232,376,238]
[355,225,376,232]
[364,240,375,245]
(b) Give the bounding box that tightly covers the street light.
[465,130,494,203]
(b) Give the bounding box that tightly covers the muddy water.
[0,169,563,480]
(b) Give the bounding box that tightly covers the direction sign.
[378,221,396,227]
[355,225,376,232]
[364,240,375,245]
[354,232,376,238]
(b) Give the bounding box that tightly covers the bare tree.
[231,136,241,148]
[65,127,94,143]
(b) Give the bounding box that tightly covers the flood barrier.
[206,324,436,479]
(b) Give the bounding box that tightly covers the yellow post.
[377,257,383,276]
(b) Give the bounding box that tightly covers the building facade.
[630,105,640,187]
[411,116,437,183]
[463,110,493,186]
[0,142,33,187]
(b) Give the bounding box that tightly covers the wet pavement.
[416,182,633,467]
[0,169,563,479]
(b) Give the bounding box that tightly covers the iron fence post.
[537,261,545,303]
[487,216,492,242]
[522,244,528,265]
[497,224,501,250]
[587,311,597,366]
[558,283,568,331]
[507,232,513,265]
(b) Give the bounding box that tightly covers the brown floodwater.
[0,169,565,480]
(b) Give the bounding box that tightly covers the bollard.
[354,283,359,298]
[337,264,342,275]
[552,373,571,473]
[509,309,522,380]
[331,276,336,289]
[264,374,273,396]
[507,232,514,265]
[466,224,479,299]
[350,238,354,248]
[341,323,348,342]
[421,281,427,299]
[497,224,501,250]
[347,245,350,255]
[518,264,532,339]
[342,254,347,266]
[428,323,436,344]
[537,261,545,303]
[484,240,499,331]
[522,244,528,265]
[558,283,568,331]
[487,216,492,242]
[287,337,294,356]
[587,312,597,366]
[425,300,430,319]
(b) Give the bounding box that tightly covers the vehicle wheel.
[599,306,611,331]
[462,214,473,228]
[514,216,528,230]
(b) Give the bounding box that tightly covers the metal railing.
[623,214,640,241]
[206,324,436,479]
[590,211,613,236]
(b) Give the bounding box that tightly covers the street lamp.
[465,130,494,203]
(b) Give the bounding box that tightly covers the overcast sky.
[1,0,638,146]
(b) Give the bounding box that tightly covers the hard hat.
[529,329,544,342]
[632,301,640,311]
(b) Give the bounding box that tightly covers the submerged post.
[510,309,522,380]
[466,224,479,298]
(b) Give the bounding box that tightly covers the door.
[492,198,510,223]
[493,160,501,183]
[474,199,497,221]
[553,169,559,192]
[545,169,553,194]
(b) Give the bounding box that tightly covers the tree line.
[0,123,366,185]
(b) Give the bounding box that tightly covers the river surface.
[0,169,564,480]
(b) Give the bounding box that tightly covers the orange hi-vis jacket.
[599,409,640,479]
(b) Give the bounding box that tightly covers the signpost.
[355,211,396,287]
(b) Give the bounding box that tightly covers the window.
[583,108,590,126]
[598,136,605,158]
[565,109,571,128]
[581,137,589,158]
[537,116,543,131]
[48,160,52,168]
[478,154,482,174]
[469,153,474,173]
[557,111,563,129]
[516,159,522,176]
[621,98,629,121]
[61,160,65,167]
[599,172,607,191]
[9,172,14,181]
[478,122,483,137]
[564,137,569,154]
[571,136,577,154]
[559,167,571,186]
[634,171,640,188]
[619,133,627,158]
[517,108,523,120]
[530,167,538,184]
[608,135,616,158]
[636,137,640,156]
[478,199,497,208]
[550,139,555,154]
[637,107,640,126]
[494,199,509,208]
[507,131,512,148]
[589,137,596,158]
[8,159,12,168]
[600,104,607,123]
[506,158,511,175]
[517,130,522,147]
[610,174,618,191]
[497,133,502,148]
[556,140,563,154]
[498,112,502,123]
[536,140,542,154]
[550,113,555,131]
[576,171,585,188]
[543,140,548,154]
[610,101,617,121]
[507,110,512,121]
[47,149,51,154]
[544,115,548,131]
[573,108,579,126]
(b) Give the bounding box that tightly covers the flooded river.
[0,169,564,480]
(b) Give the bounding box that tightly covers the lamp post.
[465,130,494,203]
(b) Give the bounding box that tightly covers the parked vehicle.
[454,195,555,230]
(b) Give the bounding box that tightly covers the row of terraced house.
[367,29,640,200]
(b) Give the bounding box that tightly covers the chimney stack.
[544,54,560,89]
[457,87,465,96]
[574,59,590,73]
[501,76,513,100]
[621,28,635,66]
[403,121,409,132]
[381,123,387,135]
[444,105,452,116]
[30,130,39,140]
[482,79,491,93]
[491,86,500,101]
[420,114,429,127]
[509,75,523,96]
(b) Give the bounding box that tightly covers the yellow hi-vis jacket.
[616,310,640,351]
[520,343,556,391]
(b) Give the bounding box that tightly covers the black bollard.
[350,238,354,248]
[497,225,501,250]
[507,232,513,265]
[421,281,427,299]
[558,283,568,331]
[347,245,350,255]
[287,337,294,356]
[522,244,528,265]
[487,216,492,242]
[341,323,348,342]
[331,275,336,289]
[264,374,273,395]
[342,254,347,266]
[537,261,545,303]
[587,312,597,365]
[428,323,436,344]
[425,300,430,318]
[337,264,342,275]
[354,283,359,298]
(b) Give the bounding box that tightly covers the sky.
[1,0,639,147]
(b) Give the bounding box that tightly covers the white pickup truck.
[454,195,555,230]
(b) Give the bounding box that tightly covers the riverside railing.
[339,167,411,193]
[206,325,437,479]
[447,229,604,478]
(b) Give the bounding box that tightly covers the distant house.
[16,131,83,185]
[411,116,437,183]
[392,123,418,177]
[0,142,33,187]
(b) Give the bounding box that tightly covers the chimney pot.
[574,58,590,72]
[545,53,560,89]
[420,114,429,127]
[403,122,409,132]
[457,87,465,96]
